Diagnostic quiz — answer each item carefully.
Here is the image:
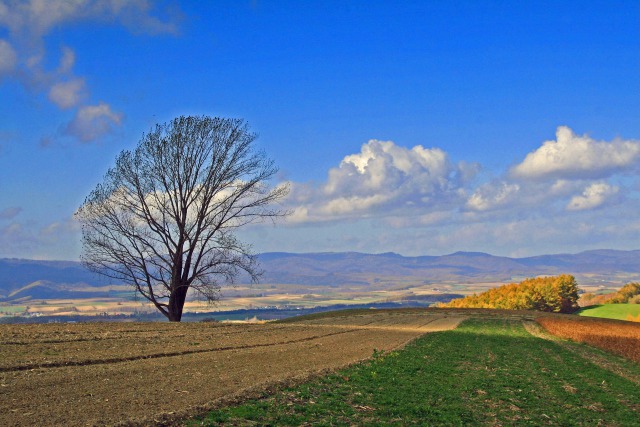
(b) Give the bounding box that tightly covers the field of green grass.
[0,305,26,315]
[578,304,640,321]
[194,318,640,426]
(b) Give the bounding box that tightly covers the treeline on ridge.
[438,274,579,313]
[580,282,640,306]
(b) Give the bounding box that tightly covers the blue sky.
[1,0,639,260]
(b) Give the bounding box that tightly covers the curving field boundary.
[0,328,360,373]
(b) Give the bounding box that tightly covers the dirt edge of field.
[115,355,372,427]
[117,316,466,427]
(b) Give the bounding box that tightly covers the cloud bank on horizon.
[265,127,639,257]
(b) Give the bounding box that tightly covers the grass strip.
[193,318,640,426]
[578,304,640,322]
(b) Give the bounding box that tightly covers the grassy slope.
[195,318,640,426]
[578,304,640,321]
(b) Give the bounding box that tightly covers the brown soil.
[0,309,464,426]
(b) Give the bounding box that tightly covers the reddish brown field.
[0,309,465,427]
[537,316,640,363]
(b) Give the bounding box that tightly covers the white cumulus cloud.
[287,139,478,223]
[511,126,640,180]
[325,140,466,197]
[566,182,619,211]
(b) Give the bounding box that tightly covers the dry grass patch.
[537,316,640,363]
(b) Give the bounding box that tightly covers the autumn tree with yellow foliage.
[440,274,580,313]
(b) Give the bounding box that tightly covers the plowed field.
[0,309,464,426]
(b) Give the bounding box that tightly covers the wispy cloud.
[0,0,183,143]
[466,182,520,212]
[0,206,22,220]
[0,0,181,38]
[0,38,17,77]
[48,77,87,109]
[64,102,124,143]
[0,214,81,259]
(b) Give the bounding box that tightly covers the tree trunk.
[167,281,189,322]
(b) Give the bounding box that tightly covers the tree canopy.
[76,116,288,321]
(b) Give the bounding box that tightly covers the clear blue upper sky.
[1,0,639,260]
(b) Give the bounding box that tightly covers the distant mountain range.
[255,249,640,286]
[2,249,640,301]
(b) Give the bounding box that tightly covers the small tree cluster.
[580,282,640,306]
[440,274,580,313]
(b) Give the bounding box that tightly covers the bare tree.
[76,116,288,321]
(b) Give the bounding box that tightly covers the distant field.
[0,305,26,315]
[0,281,479,320]
[578,304,640,322]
